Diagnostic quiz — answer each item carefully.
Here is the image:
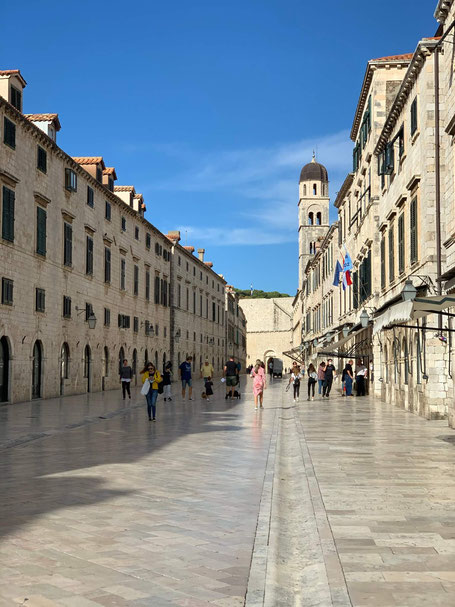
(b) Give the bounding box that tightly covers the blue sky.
[3,0,435,294]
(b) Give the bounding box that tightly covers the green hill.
[235,289,290,299]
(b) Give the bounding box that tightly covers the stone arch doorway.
[263,349,277,379]
[0,336,10,403]
[60,342,70,396]
[84,344,92,393]
[32,340,43,399]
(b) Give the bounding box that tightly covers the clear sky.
[2,0,435,295]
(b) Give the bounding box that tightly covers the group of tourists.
[285,358,369,402]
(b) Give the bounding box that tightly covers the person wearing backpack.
[288,368,302,402]
[307,363,317,401]
[141,362,162,421]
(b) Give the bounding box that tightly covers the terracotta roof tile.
[103,167,117,176]
[371,53,413,62]
[204,261,213,268]
[0,69,27,86]
[184,246,195,252]
[25,113,61,131]
[134,193,143,199]
[72,156,104,165]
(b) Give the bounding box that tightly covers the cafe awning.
[318,328,370,359]
[373,295,455,336]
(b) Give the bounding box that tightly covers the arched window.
[384,345,388,382]
[61,342,70,380]
[313,183,317,195]
[403,337,408,385]
[308,212,314,225]
[316,212,322,225]
[84,345,91,379]
[103,346,109,377]
[155,350,159,369]
[415,334,421,384]
[163,352,167,370]
[132,348,138,376]
[32,340,43,399]
[144,348,149,365]
[303,184,307,196]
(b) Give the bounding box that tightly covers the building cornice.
[374,38,440,155]
[434,0,453,23]
[334,173,354,208]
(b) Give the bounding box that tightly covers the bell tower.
[298,153,330,288]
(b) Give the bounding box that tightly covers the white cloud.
[152,130,352,246]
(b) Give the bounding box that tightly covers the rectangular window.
[63,295,71,318]
[96,167,102,183]
[155,324,159,337]
[388,225,395,283]
[155,276,160,304]
[178,256,181,266]
[410,98,418,135]
[121,216,126,231]
[87,186,94,208]
[145,270,150,300]
[10,86,22,111]
[104,307,110,326]
[108,177,114,192]
[37,146,47,173]
[86,235,94,275]
[135,226,139,240]
[380,236,386,290]
[410,197,418,264]
[212,301,216,321]
[36,206,47,256]
[133,316,139,333]
[3,117,16,149]
[2,186,15,242]
[105,201,111,221]
[104,247,111,283]
[134,265,139,296]
[64,168,77,192]
[63,222,72,266]
[353,271,358,309]
[120,258,126,290]
[35,288,45,312]
[1,278,13,305]
[85,302,93,321]
[146,233,151,249]
[193,291,196,313]
[398,214,405,275]
[178,283,181,307]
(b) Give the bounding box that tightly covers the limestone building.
[240,297,294,370]
[0,69,235,404]
[225,285,247,371]
[293,1,455,426]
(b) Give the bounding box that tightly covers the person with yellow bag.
[141,362,163,421]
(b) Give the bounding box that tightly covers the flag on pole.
[343,251,353,272]
[333,260,343,287]
[342,269,352,290]
[250,284,253,296]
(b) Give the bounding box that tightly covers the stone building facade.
[225,286,247,371]
[293,1,455,426]
[240,297,294,370]
[0,70,237,404]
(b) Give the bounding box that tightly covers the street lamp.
[401,279,417,302]
[313,338,318,347]
[75,306,97,329]
[342,326,350,338]
[360,309,369,329]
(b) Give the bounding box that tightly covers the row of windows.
[353,96,372,172]
[380,198,418,290]
[177,254,221,292]
[175,283,225,323]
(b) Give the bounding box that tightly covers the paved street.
[1,378,455,606]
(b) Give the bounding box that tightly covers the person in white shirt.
[288,369,303,402]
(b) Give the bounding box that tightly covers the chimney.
[167,231,181,244]
[103,167,117,192]
[198,248,205,262]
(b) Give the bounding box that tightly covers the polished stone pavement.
[1,378,455,606]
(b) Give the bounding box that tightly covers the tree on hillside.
[235,289,290,299]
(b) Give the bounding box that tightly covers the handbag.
[141,379,150,396]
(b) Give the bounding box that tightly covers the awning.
[317,328,368,358]
[373,295,455,335]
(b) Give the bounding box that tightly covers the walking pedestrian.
[200,359,214,382]
[204,376,214,402]
[355,359,367,396]
[119,359,133,400]
[268,359,274,381]
[307,363,317,400]
[344,359,354,397]
[141,362,163,421]
[251,360,266,410]
[323,358,336,398]
[317,361,326,396]
[288,367,302,402]
[179,356,193,401]
[163,361,173,402]
[224,355,239,400]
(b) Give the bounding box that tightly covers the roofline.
[0,69,27,87]
[374,38,439,155]
[350,56,412,141]
[434,0,453,22]
[0,96,170,245]
[171,240,227,285]
[334,173,354,208]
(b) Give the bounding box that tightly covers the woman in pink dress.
[250,360,266,410]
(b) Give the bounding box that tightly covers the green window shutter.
[104,247,111,283]
[381,237,386,290]
[3,118,16,148]
[410,198,418,264]
[36,207,47,256]
[86,236,93,275]
[2,186,15,242]
[398,214,405,275]
[389,226,395,283]
[64,223,72,266]
[353,271,358,309]
[410,98,417,135]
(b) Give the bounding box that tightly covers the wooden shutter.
[2,186,15,242]
[411,98,417,135]
[353,271,358,309]
[86,236,93,274]
[36,207,47,256]
[398,214,405,275]
[104,247,111,283]
[410,198,418,264]
[64,223,72,265]
[388,226,395,283]
[381,237,386,290]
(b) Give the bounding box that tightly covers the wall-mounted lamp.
[401,279,417,302]
[75,306,97,329]
[360,309,369,329]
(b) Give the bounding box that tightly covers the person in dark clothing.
[356,360,367,396]
[322,359,336,397]
[120,359,133,399]
[307,363,317,400]
[224,356,239,400]
[163,362,172,401]
[343,360,354,397]
[204,376,214,402]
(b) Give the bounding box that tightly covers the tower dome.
[299,153,328,183]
